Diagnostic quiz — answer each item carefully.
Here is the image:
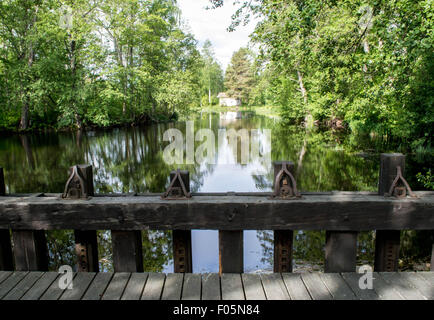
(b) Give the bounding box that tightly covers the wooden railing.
[0,153,433,274]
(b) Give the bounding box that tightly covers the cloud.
[177,0,259,71]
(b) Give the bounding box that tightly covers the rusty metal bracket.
[384,166,416,198]
[271,163,301,199]
[162,169,191,200]
[62,165,89,199]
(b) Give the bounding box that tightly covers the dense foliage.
[212,0,433,154]
[0,0,225,131]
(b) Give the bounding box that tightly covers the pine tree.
[224,48,255,104]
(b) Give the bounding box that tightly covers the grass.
[196,105,281,118]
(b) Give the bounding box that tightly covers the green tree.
[200,39,224,105]
[224,47,255,104]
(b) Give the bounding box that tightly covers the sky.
[177,0,260,71]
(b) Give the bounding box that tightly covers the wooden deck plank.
[221,273,245,300]
[40,273,78,300]
[282,273,311,300]
[399,272,434,300]
[0,271,12,284]
[101,272,130,300]
[201,273,221,300]
[182,273,201,300]
[242,273,266,300]
[0,272,28,299]
[379,272,426,300]
[59,272,96,300]
[341,272,380,300]
[21,272,59,300]
[301,273,333,300]
[372,272,403,300]
[161,273,183,300]
[320,273,356,300]
[0,271,432,301]
[260,273,290,300]
[121,273,148,300]
[141,273,165,300]
[3,271,43,300]
[417,272,434,287]
[82,272,113,300]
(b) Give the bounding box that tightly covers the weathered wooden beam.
[173,230,192,273]
[324,231,357,272]
[273,161,295,273]
[219,230,243,273]
[0,229,13,270]
[375,153,405,272]
[65,165,99,272]
[0,192,432,231]
[12,230,48,271]
[75,230,99,272]
[111,230,143,272]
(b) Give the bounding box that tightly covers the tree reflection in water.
[1,111,431,272]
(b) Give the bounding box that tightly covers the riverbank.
[196,105,281,119]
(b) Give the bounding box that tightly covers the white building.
[217,92,241,107]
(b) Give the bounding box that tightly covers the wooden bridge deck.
[0,271,433,300]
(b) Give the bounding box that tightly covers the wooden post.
[325,231,357,272]
[374,153,404,272]
[173,230,192,273]
[273,161,294,273]
[12,230,48,271]
[0,230,13,271]
[431,244,434,272]
[0,168,13,270]
[170,170,193,273]
[274,229,293,273]
[75,230,99,272]
[111,230,143,272]
[68,165,99,272]
[6,166,48,271]
[321,151,358,273]
[0,167,5,195]
[219,230,243,273]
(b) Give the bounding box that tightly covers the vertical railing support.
[0,167,5,195]
[431,244,434,272]
[169,170,193,273]
[111,230,143,272]
[64,165,100,272]
[273,161,294,272]
[219,230,243,273]
[173,230,192,273]
[110,166,145,272]
[12,230,48,271]
[322,153,358,272]
[75,230,99,272]
[324,231,357,272]
[0,168,13,271]
[374,153,404,271]
[8,167,48,271]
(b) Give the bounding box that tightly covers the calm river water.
[0,111,431,272]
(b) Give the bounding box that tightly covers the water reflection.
[0,111,430,272]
